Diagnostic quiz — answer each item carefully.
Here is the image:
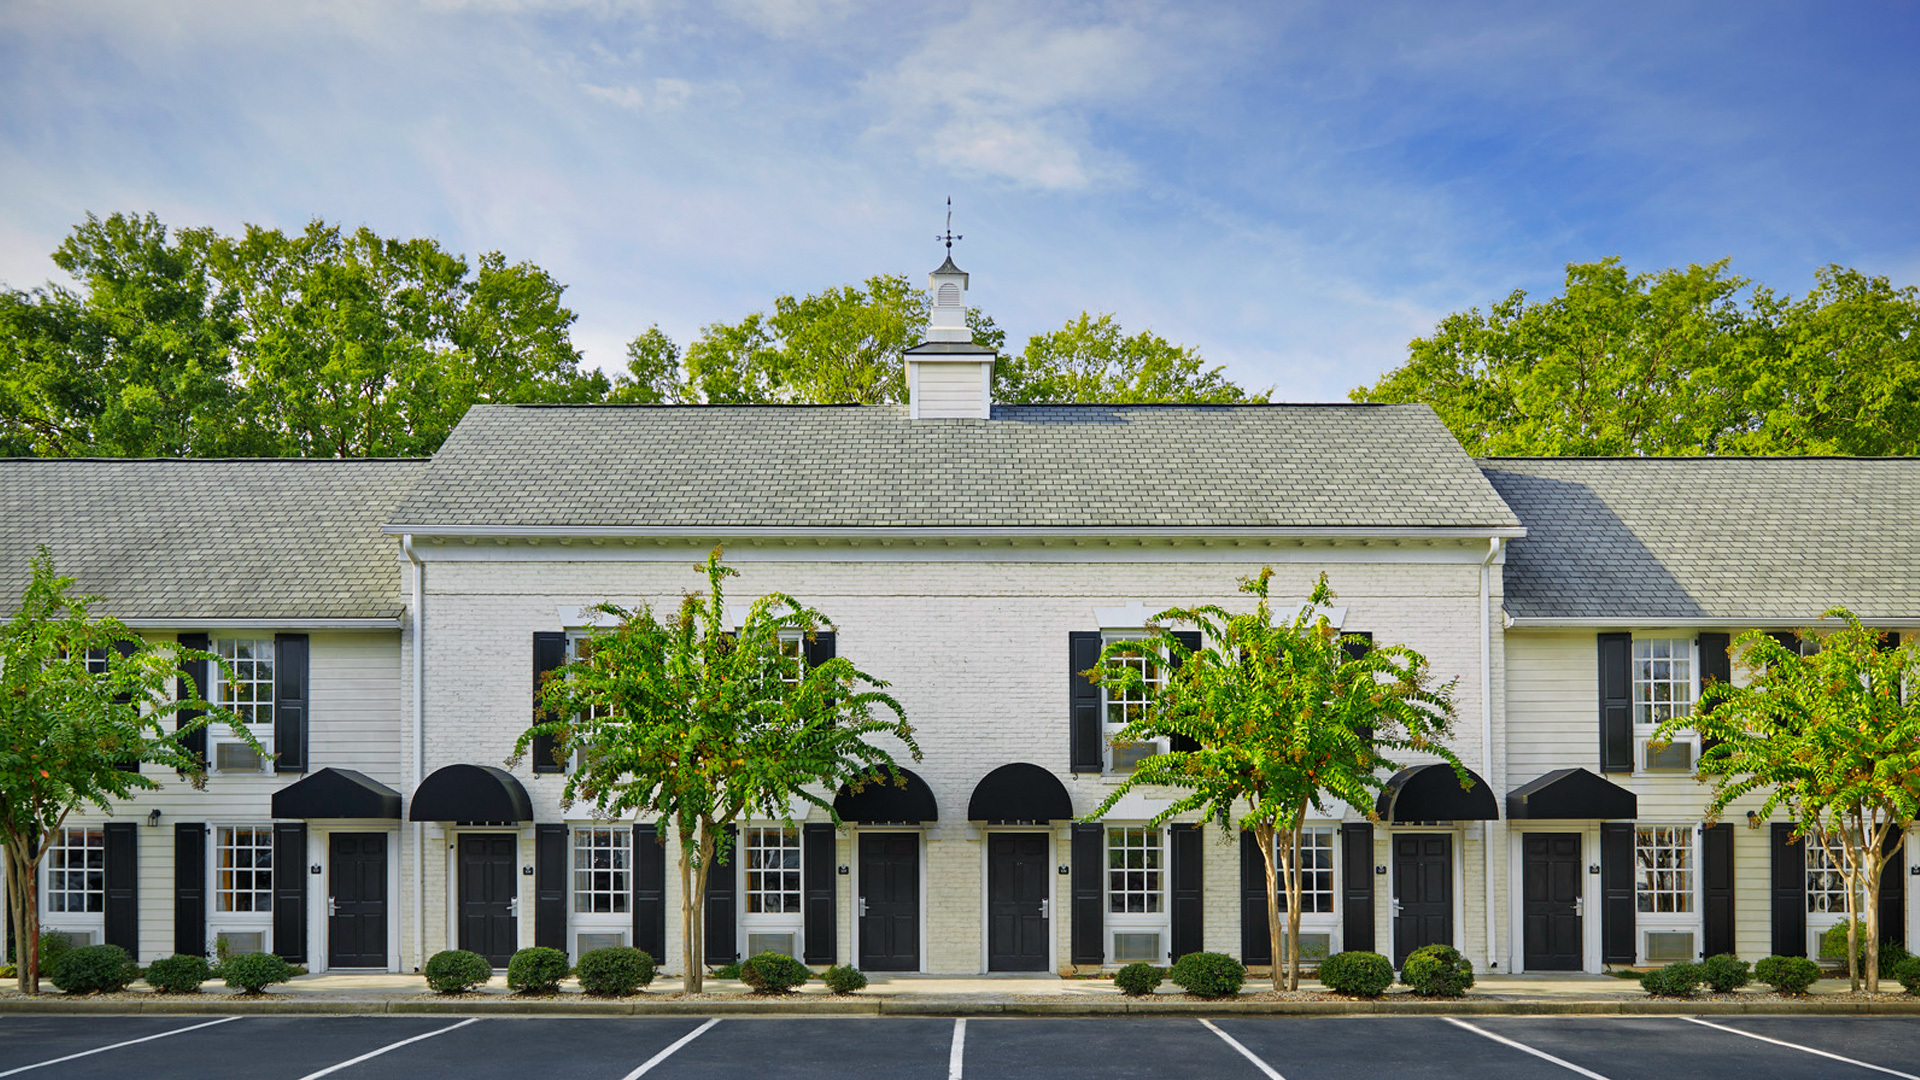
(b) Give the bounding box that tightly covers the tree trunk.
[5,839,40,995]
[1863,817,1887,995]
[1837,823,1861,992]
[683,823,716,995]
[1283,822,1306,995]
[1255,822,1282,992]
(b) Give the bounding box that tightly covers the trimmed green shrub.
[712,961,744,979]
[1168,951,1245,998]
[823,964,869,995]
[424,949,493,994]
[1895,955,1920,994]
[740,951,811,993]
[506,947,570,995]
[1113,962,1164,996]
[48,944,138,994]
[1755,954,1821,994]
[38,931,75,971]
[1639,962,1705,998]
[145,953,213,994]
[1318,951,1395,999]
[1877,942,1913,981]
[576,947,656,996]
[1699,954,1751,993]
[220,952,296,994]
[1401,944,1475,997]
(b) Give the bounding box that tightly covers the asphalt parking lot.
[1,1014,1917,1080]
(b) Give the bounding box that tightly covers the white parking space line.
[1198,1018,1287,1080]
[295,1017,480,1080]
[948,1017,966,1080]
[1442,1018,1613,1080]
[0,1016,243,1077]
[1680,1016,1920,1079]
[619,1017,722,1080]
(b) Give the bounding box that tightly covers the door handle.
[858,897,868,917]
[1575,897,1585,918]
[327,897,337,917]
[1390,898,1403,917]
[509,895,520,918]
[1039,899,1050,919]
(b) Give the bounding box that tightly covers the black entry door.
[1522,832,1583,971]
[987,833,1049,971]
[458,833,517,967]
[1393,833,1452,966]
[858,833,920,971]
[328,832,388,969]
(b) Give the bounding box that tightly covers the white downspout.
[403,534,426,973]
[1480,536,1503,970]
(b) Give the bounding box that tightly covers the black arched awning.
[967,763,1074,823]
[1507,768,1637,820]
[1376,763,1499,822]
[273,768,402,819]
[834,768,938,824]
[409,764,534,823]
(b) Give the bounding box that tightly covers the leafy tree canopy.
[996,312,1268,404]
[1354,257,1920,456]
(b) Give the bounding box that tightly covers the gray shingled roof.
[1,459,426,620]
[1482,457,1920,621]
[389,404,1520,531]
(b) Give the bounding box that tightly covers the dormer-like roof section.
[0,458,427,623]
[387,403,1521,535]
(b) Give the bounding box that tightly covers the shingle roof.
[1481,457,1920,621]
[1,459,427,620]
[389,403,1521,531]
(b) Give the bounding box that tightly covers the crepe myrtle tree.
[1660,611,1920,993]
[513,548,917,994]
[1,547,250,993]
[1087,571,1462,991]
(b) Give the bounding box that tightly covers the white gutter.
[402,534,426,973]
[1480,536,1503,972]
[119,617,403,630]
[1507,616,1920,629]
[382,524,1528,542]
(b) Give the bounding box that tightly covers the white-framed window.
[1101,635,1164,774]
[1270,825,1339,960]
[570,825,631,958]
[739,825,803,958]
[1804,833,1873,958]
[1633,636,1697,773]
[210,638,274,773]
[1105,824,1169,964]
[776,631,805,686]
[40,826,106,946]
[210,825,274,956]
[1634,824,1698,962]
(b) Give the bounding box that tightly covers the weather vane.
[936,196,962,251]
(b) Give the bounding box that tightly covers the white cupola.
[906,225,996,419]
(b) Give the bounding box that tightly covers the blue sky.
[2,0,1916,400]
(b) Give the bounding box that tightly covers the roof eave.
[385,524,1527,541]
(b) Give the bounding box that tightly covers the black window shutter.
[1340,823,1375,953]
[1343,632,1375,744]
[1880,830,1906,948]
[704,824,738,964]
[530,632,569,774]
[1703,822,1735,957]
[534,824,567,951]
[1240,830,1271,965]
[802,823,836,964]
[1770,822,1806,956]
[632,824,666,961]
[176,633,210,764]
[274,634,308,774]
[1169,823,1202,960]
[1597,633,1633,773]
[1599,821,1636,964]
[1696,632,1730,756]
[804,631,836,669]
[1068,632,1104,773]
[174,822,206,957]
[1166,631,1203,752]
[110,639,141,773]
[272,823,306,963]
[103,822,138,957]
[1767,630,1800,654]
[1070,821,1104,965]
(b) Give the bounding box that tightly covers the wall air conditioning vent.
[1112,932,1162,963]
[1645,931,1695,962]
[1642,739,1693,773]
[1110,742,1159,773]
[746,932,796,958]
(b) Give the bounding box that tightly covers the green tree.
[1661,613,1920,993]
[610,325,689,403]
[997,312,1266,404]
[513,549,917,992]
[1,548,251,993]
[1087,571,1460,990]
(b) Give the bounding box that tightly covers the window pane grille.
[777,635,804,686]
[573,828,630,914]
[1274,827,1335,913]
[1634,826,1692,914]
[215,639,275,725]
[1806,836,1868,914]
[1631,638,1691,725]
[1107,826,1164,914]
[45,826,105,914]
[216,826,274,913]
[1103,644,1161,727]
[743,827,801,915]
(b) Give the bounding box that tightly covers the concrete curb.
[6,995,1920,1018]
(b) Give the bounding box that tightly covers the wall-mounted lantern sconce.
[1746,811,1762,830]
[309,864,322,875]
[837,865,850,875]
[1589,865,1601,875]
[146,808,162,828]
[1911,865,1920,877]
[1375,865,1387,876]
[1058,865,1071,875]
[522,865,534,876]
